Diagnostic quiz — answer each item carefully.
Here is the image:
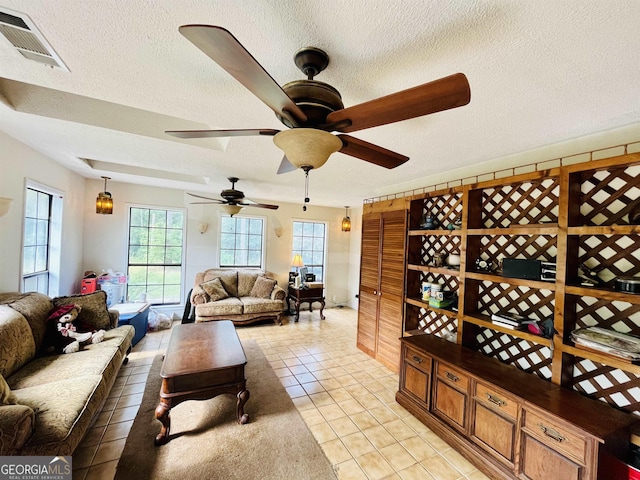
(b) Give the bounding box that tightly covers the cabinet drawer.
[474,381,519,419]
[523,409,588,464]
[405,346,431,373]
[436,362,469,390]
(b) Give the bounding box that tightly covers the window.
[127,207,185,305]
[292,221,326,281]
[220,216,264,268]
[21,182,63,296]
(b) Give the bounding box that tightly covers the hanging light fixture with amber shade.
[341,206,351,232]
[96,176,113,215]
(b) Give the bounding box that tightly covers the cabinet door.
[472,403,516,464]
[520,434,582,480]
[401,346,432,406]
[357,214,381,355]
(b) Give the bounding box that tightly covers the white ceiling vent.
[0,8,69,71]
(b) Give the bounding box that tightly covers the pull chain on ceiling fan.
[166,25,471,174]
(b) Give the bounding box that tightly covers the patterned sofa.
[191,269,286,325]
[0,291,134,455]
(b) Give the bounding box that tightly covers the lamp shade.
[291,253,304,268]
[0,197,13,218]
[273,128,342,170]
[220,204,243,216]
[96,176,113,215]
[342,206,351,232]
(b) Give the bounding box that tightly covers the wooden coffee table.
[154,321,249,445]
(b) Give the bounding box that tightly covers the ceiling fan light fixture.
[273,128,342,170]
[220,204,243,216]
[96,176,113,215]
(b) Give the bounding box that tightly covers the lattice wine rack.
[403,152,640,415]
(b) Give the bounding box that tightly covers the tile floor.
[72,307,489,480]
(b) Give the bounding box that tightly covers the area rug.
[115,339,337,480]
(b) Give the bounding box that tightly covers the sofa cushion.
[241,297,285,314]
[237,272,259,297]
[195,297,243,317]
[1,293,51,352]
[0,374,16,405]
[53,291,111,330]
[200,277,229,302]
[250,276,276,299]
[0,306,37,378]
[0,404,35,455]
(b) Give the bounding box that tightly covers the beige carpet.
[115,339,337,480]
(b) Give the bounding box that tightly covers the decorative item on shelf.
[615,276,640,294]
[446,252,461,269]
[341,206,351,232]
[0,197,12,218]
[96,176,113,214]
[475,257,493,272]
[420,214,438,229]
[629,201,640,225]
[431,252,446,267]
[446,216,462,230]
[578,263,603,286]
[571,326,640,362]
[421,282,431,301]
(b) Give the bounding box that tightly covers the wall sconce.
[341,206,351,232]
[198,222,209,234]
[96,176,113,215]
[0,197,13,218]
[274,227,284,238]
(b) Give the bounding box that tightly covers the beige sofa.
[0,290,134,455]
[191,269,286,325]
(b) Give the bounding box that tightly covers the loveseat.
[0,290,134,455]
[191,269,286,325]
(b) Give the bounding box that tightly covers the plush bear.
[44,304,106,354]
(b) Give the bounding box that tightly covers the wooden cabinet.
[357,208,407,372]
[396,334,638,480]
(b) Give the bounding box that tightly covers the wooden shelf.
[408,229,463,236]
[565,285,640,304]
[407,264,460,276]
[405,296,458,317]
[464,271,556,290]
[561,343,640,376]
[462,313,553,346]
[567,225,640,235]
[466,225,558,235]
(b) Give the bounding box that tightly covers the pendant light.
[341,206,351,232]
[96,176,113,214]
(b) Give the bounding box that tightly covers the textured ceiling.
[0,0,639,208]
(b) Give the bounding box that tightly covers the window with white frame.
[21,182,63,296]
[220,215,265,268]
[292,221,326,281]
[126,206,185,305]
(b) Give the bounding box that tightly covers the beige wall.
[0,131,86,294]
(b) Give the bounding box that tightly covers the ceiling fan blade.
[276,155,297,174]
[337,135,409,169]
[189,201,225,204]
[187,192,225,203]
[326,73,470,133]
[167,128,279,139]
[239,201,279,210]
[179,25,307,126]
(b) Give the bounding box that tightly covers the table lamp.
[291,254,304,287]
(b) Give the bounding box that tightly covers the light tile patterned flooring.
[73,307,490,480]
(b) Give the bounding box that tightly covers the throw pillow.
[200,277,229,302]
[52,290,112,330]
[0,374,16,405]
[250,276,276,299]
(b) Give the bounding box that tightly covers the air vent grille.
[0,8,68,71]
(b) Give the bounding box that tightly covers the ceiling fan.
[166,25,471,173]
[188,177,278,216]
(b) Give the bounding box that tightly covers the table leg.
[294,299,301,322]
[320,299,326,320]
[237,389,250,424]
[154,400,171,445]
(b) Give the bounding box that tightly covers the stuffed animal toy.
[44,304,106,354]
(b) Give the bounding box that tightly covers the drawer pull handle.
[445,371,459,382]
[539,424,567,443]
[486,393,506,407]
[412,355,423,364]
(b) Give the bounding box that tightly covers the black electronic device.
[615,277,640,294]
[502,258,542,280]
[305,273,316,282]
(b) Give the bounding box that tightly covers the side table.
[111,302,150,346]
[287,285,325,322]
